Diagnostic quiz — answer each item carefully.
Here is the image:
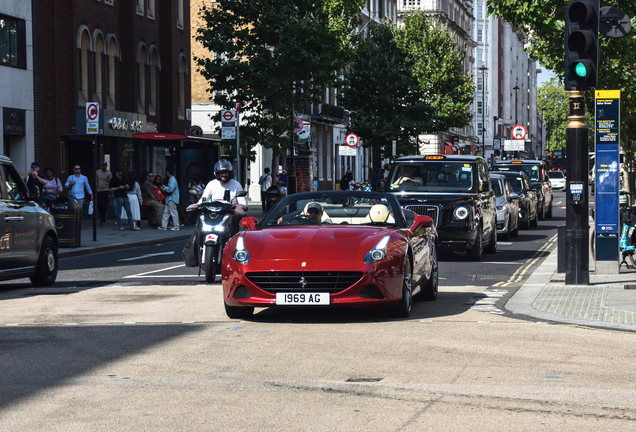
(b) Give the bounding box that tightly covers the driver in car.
[304,202,332,224]
[393,165,423,186]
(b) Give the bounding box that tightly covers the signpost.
[595,90,620,273]
[503,140,524,151]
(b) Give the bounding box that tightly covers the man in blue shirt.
[65,164,93,207]
[158,168,180,230]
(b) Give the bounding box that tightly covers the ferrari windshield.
[261,191,402,227]
[388,162,476,192]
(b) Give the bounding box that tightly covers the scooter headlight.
[233,236,250,264]
[363,235,390,264]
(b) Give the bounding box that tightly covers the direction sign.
[221,110,236,123]
[512,125,527,140]
[345,133,359,147]
[504,140,524,151]
[221,127,236,139]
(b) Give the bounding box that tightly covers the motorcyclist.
[197,159,248,234]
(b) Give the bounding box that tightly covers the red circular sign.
[512,125,527,140]
[234,102,242,111]
[87,103,99,121]
[222,110,235,121]
[345,133,359,147]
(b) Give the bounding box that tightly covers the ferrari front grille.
[246,271,364,294]
[404,205,439,227]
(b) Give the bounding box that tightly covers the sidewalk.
[506,245,636,331]
[58,201,265,258]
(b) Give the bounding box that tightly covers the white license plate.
[276,292,330,305]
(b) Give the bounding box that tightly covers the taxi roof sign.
[425,155,445,160]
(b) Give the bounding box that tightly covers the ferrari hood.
[242,226,395,262]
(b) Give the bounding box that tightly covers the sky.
[537,64,557,88]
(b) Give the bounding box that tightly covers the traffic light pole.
[565,90,589,285]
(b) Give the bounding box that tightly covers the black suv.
[383,155,497,260]
[492,160,553,220]
[0,155,58,286]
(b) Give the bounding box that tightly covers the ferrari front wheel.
[387,258,413,318]
[224,302,254,319]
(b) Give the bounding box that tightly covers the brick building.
[32,0,203,205]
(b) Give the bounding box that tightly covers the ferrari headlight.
[233,236,250,264]
[364,235,390,264]
[454,206,469,220]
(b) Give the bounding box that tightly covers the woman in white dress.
[121,171,142,228]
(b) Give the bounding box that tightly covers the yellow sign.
[425,155,445,160]
[595,90,620,99]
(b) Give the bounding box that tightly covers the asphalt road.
[7,192,636,430]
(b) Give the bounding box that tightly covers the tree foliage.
[537,78,569,151]
[195,0,365,156]
[486,0,636,140]
[343,12,474,158]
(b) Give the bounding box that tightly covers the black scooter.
[194,191,248,283]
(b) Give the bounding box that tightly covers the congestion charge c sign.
[345,133,359,147]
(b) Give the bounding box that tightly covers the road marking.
[481,261,523,265]
[123,264,187,278]
[117,251,175,262]
[499,234,557,287]
[129,275,203,278]
[498,242,513,246]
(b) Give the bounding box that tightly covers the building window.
[477,122,483,136]
[94,34,104,103]
[477,101,482,115]
[108,38,118,108]
[137,0,144,15]
[0,15,26,69]
[178,56,187,119]
[138,45,147,113]
[477,4,483,19]
[477,29,482,42]
[177,0,184,29]
[78,30,90,106]
[147,0,155,19]
[477,77,482,91]
[105,0,113,5]
[149,49,158,116]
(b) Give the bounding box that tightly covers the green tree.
[195,0,365,157]
[486,0,636,141]
[537,78,569,151]
[394,11,474,133]
[342,22,429,158]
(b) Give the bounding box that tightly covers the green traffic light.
[575,62,587,77]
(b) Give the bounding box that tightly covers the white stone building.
[0,1,34,172]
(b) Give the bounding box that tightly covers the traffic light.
[564,0,599,90]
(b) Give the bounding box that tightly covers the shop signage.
[109,117,144,132]
[187,125,204,137]
[2,108,25,136]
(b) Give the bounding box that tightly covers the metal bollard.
[557,224,566,273]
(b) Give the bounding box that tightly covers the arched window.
[178,55,187,119]
[107,37,118,108]
[78,29,90,106]
[94,33,104,104]
[138,45,147,113]
[149,48,159,116]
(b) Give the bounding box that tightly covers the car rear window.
[495,164,541,182]
[548,171,565,179]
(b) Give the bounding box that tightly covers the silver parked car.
[0,155,58,286]
[490,173,519,241]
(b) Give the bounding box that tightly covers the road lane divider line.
[123,264,186,278]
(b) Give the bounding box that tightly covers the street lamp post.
[478,62,487,157]
[513,83,520,126]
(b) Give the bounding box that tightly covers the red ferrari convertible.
[222,191,438,319]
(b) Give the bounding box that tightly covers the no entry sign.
[345,133,359,147]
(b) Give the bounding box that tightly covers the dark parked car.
[490,173,519,241]
[493,160,553,220]
[0,155,58,286]
[496,171,538,230]
[383,155,497,261]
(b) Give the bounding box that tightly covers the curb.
[58,233,191,259]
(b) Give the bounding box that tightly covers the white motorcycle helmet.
[214,159,233,183]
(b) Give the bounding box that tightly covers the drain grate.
[623,284,636,290]
[345,378,383,383]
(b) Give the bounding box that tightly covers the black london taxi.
[492,159,553,220]
[383,155,497,261]
[0,155,58,286]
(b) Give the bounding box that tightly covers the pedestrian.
[370,168,384,191]
[120,171,142,229]
[65,164,93,207]
[22,162,47,200]
[258,167,272,213]
[158,168,180,231]
[110,169,139,231]
[279,169,288,192]
[96,161,112,225]
[153,175,165,204]
[41,167,63,204]
[141,171,164,226]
